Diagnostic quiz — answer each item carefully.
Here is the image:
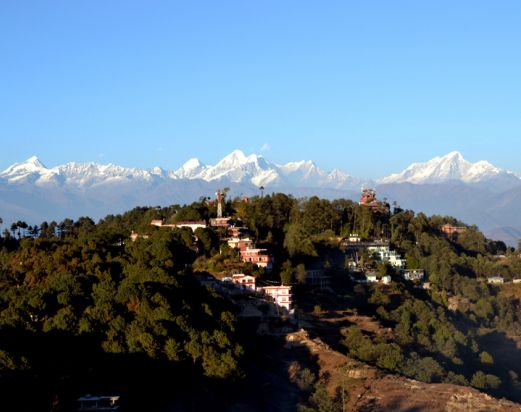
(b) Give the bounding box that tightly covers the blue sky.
[1,1,520,178]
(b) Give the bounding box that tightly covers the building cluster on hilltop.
[131,188,504,314]
[203,273,292,312]
[130,191,292,313]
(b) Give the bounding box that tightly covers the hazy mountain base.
[3,179,521,245]
[0,182,356,228]
[377,182,521,246]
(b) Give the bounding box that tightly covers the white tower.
[216,190,223,218]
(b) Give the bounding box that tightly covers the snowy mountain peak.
[195,150,272,183]
[2,155,48,174]
[444,150,464,160]
[280,160,316,173]
[379,151,516,185]
[183,158,202,169]
[175,158,206,179]
[0,156,52,185]
[26,155,47,168]
[217,150,259,167]
[229,149,247,158]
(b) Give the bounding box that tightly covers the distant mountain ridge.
[0,150,373,191]
[378,151,520,191]
[1,150,521,245]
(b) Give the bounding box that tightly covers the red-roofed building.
[240,248,273,271]
[359,189,388,213]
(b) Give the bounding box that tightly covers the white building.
[231,274,256,291]
[348,234,361,242]
[210,217,232,227]
[366,274,378,283]
[150,219,207,232]
[227,237,253,250]
[173,221,207,231]
[403,269,425,281]
[368,245,406,269]
[261,285,292,310]
[382,275,392,285]
[487,276,504,284]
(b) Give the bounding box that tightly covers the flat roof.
[78,395,120,401]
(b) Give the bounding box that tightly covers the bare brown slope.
[286,328,521,412]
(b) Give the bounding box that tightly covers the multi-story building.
[261,285,292,310]
[228,237,253,250]
[228,226,249,238]
[231,274,256,291]
[240,248,273,271]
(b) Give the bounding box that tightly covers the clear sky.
[1,1,520,178]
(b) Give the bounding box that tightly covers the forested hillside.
[2,193,521,411]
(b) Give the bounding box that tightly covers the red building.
[441,223,467,236]
[240,248,273,271]
[360,188,377,205]
[228,226,249,238]
[359,189,388,213]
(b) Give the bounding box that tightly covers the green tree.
[280,260,293,285]
[471,371,502,390]
[298,384,342,412]
[479,351,494,365]
[295,263,307,284]
[284,223,317,258]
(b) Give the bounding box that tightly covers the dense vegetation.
[2,193,521,410]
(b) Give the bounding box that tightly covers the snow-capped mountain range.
[2,150,521,245]
[0,150,372,191]
[378,151,519,188]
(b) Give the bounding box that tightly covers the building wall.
[262,286,292,310]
